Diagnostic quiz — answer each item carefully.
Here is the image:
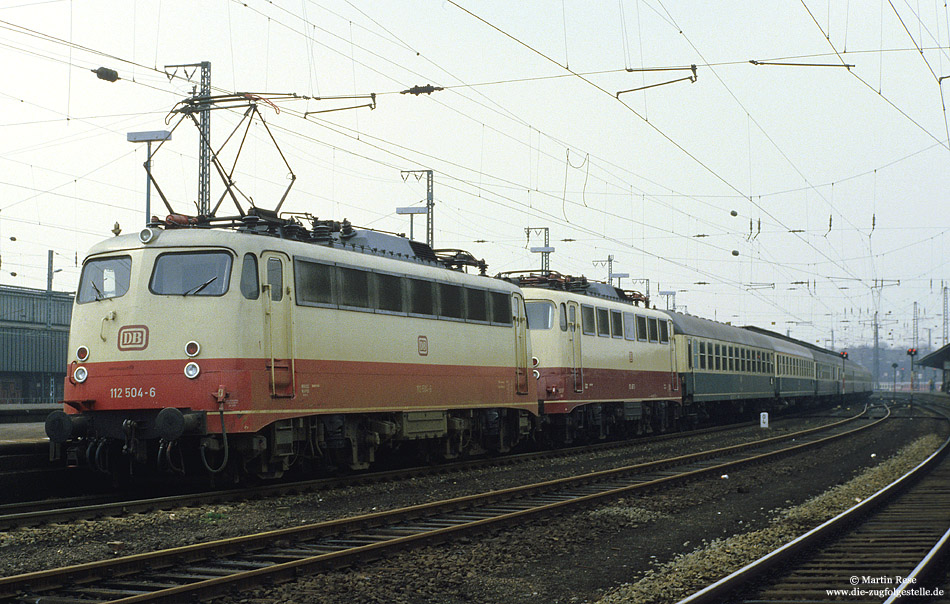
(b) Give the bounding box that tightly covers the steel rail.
[676,404,950,604]
[0,405,884,604]
[0,413,824,530]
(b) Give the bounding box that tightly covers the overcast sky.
[0,0,947,351]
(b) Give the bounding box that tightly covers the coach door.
[513,292,529,395]
[263,252,295,398]
[568,301,583,392]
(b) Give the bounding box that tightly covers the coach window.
[439,283,464,319]
[691,339,698,369]
[467,288,488,322]
[636,315,648,341]
[490,291,512,325]
[623,312,637,341]
[78,255,132,303]
[714,344,721,370]
[647,317,659,342]
[699,341,707,369]
[611,310,623,338]
[375,273,404,313]
[409,278,435,316]
[659,320,669,344]
[525,301,555,329]
[150,251,231,297]
[339,267,370,309]
[728,347,735,371]
[295,259,333,306]
[559,303,568,331]
[581,305,596,335]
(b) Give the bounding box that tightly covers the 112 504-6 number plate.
[110,387,156,399]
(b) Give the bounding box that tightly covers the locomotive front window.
[77,255,132,303]
[150,252,231,296]
[525,301,555,330]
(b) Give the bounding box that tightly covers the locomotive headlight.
[73,365,88,383]
[139,227,158,244]
[531,356,540,367]
[76,346,90,362]
[532,369,541,380]
[184,362,200,379]
[185,340,201,358]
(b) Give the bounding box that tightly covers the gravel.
[597,433,945,604]
[0,406,942,604]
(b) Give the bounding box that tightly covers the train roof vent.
[408,240,439,262]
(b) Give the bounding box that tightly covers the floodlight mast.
[127,130,172,225]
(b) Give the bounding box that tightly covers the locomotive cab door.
[668,321,678,392]
[512,292,529,395]
[262,252,295,398]
[567,301,583,393]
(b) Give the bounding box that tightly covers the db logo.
[117,325,149,351]
[417,336,428,356]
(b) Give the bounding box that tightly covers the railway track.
[677,403,950,604]
[0,411,839,530]
[0,404,887,604]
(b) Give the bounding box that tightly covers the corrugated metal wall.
[0,327,69,372]
[0,286,73,377]
[0,286,72,327]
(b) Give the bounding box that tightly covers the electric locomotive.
[500,271,683,442]
[46,211,538,478]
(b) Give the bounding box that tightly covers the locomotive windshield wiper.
[90,280,104,301]
[183,276,217,296]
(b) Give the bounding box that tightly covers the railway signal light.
[906,348,918,357]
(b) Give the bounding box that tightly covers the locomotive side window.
[295,259,334,305]
[490,291,512,325]
[240,253,259,300]
[596,308,610,337]
[659,320,669,343]
[610,310,623,338]
[559,303,568,331]
[339,267,370,309]
[77,255,132,303]
[525,301,555,329]
[439,283,464,319]
[647,317,659,342]
[636,315,648,341]
[408,279,435,316]
[150,251,231,297]
[375,273,404,313]
[467,289,488,322]
[623,312,637,341]
[581,305,595,335]
[266,258,283,301]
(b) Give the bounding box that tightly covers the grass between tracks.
[597,433,945,604]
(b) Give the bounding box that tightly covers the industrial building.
[0,284,72,404]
